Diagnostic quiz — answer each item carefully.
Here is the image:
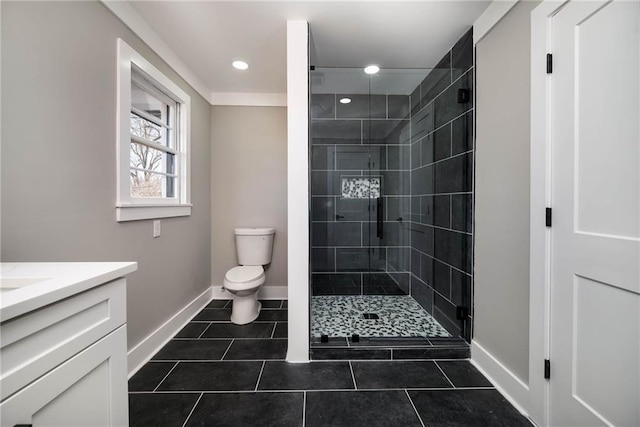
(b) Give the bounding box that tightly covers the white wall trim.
[471,341,532,420]
[100,0,211,103]
[210,92,287,107]
[127,286,212,377]
[210,285,288,300]
[529,1,567,425]
[473,0,520,44]
[286,20,310,363]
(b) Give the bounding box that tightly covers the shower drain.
[362,313,380,320]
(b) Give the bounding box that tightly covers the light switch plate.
[153,220,161,238]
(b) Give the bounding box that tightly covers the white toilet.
[224,227,275,325]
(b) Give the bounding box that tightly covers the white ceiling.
[128,1,491,95]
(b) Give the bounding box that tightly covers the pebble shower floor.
[311,295,451,338]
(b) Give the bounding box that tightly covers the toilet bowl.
[224,266,265,324]
[224,227,275,325]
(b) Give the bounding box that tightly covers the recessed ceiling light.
[339,97,352,104]
[364,65,380,75]
[232,60,249,70]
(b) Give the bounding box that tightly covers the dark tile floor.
[129,300,532,427]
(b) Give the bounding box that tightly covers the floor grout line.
[152,361,180,392]
[302,391,307,427]
[180,392,203,427]
[254,361,266,392]
[129,386,496,395]
[405,389,426,427]
[348,361,358,390]
[434,361,456,388]
[270,323,278,339]
[196,322,212,339]
[220,339,234,360]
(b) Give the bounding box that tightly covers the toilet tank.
[234,228,276,266]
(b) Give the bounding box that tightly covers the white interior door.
[550,1,640,426]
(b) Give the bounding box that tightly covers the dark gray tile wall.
[310,91,412,296]
[409,28,474,341]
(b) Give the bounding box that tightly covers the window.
[116,39,191,221]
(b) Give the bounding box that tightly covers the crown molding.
[101,0,212,103]
[210,92,287,107]
[473,0,520,44]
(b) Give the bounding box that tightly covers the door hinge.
[544,359,551,379]
[546,54,553,74]
[545,207,552,227]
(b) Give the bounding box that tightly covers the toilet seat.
[224,266,264,291]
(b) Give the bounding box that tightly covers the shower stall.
[308,28,474,350]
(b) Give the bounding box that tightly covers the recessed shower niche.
[309,29,475,353]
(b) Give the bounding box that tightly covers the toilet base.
[230,295,262,325]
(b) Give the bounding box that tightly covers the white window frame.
[116,38,191,222]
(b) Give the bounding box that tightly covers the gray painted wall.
[1,1,212,349]
[210,106,288,289]
[474,0,540,383]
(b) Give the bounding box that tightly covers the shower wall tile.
[411,141,421,169]
[433,124,452,162]
[410,86,421,117]
[411,103,434,142]
[312,248,335,272]
[311,170,343,196]
[411,249,421,278]
[433,195,451,228]
[420,196,434,225]
[364,221,410,248]
[387,145,410,170]
[408,28,474,341]
[364,120,409,145]
[386,196,410,222]
[411,165,435,195]
[410,196,421,223]
[312,145,336,170]
[387,247,411,272]
[336,145,385,171]
[335,248,386,272]
[381,171,411,195]
[421,53,452,108]
[434,69,473,129]
[410,223,434,256]
[312,120,361,145]
[336,198,369,221]
[433,260,451,299]
[337,94,386,119]
[388,95,410,119]
[434,153,473,194]
[451,194,472,233]
[311,94,336,119]
[411,275,434,313]
[312,197,335,221]
[451,28,474,81]
[450,270,471,307]
[312,222,362,247]
[434,229,472,274]
[419,253,434,286]
[452,111,473,156]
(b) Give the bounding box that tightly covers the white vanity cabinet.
[0,263,136,427]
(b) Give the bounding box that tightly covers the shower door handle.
[376,197,383,239]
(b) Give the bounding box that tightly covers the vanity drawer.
[0,278,126,401]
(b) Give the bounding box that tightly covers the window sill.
[116,204,192,222]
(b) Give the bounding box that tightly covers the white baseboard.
[127,286,212,377]
[211,285,288,300]
[471,340,531,418]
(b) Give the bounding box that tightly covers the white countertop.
[0,262,137,322]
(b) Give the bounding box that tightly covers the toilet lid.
[225,266,264,283]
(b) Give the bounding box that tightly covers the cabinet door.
[1,326,128,427]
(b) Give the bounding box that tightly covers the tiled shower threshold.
[310,336,470,360]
